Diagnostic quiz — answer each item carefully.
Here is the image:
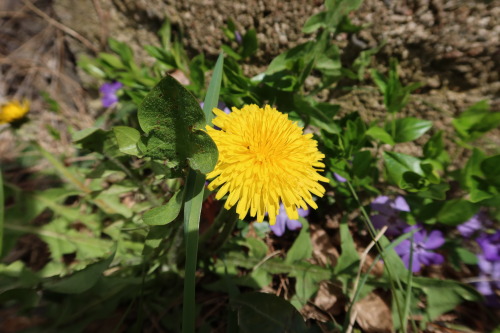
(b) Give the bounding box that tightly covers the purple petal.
[102,95,118,107]
[424,230,445,250]
[370,196,392,215]
[371,214,390,230]
[394,239,411,256]
[412,228,426,244]
[475,277,494,296]
[298,208,309,218]
[270,214,286,237]
[286,218,302,231]
[417,251,444,266]
[477,255,493,274]
[478,238,500,261]
[334,173,347,183]
[235,31,243,44]
[392,196,410,212]
[457,215,482,238]
[401,253,421,272]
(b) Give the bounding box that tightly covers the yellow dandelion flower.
[0,99,30,124]
[206,104,329,225]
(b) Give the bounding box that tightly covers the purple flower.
[458,212,490,238]
[235,31,243,44]
[270,204,309,237]
[200,101,231,114]
[370,195,410,236]
[334,173,347,183]
[394,226,445,272]
[474,254,500,307]
[477,231,500,262]
[100,82,123,107]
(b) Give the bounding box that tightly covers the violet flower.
[394,226,445,272]
[457,212,490,238]
[334,173,347,183]
[235,31,243,44]
[200,101,231,114]
[370,195,410,236]
[99,82,123,108]
[477,231,500,262]
[270,204,309,237]
[475,254,500,307]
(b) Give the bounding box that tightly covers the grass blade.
[182,52,224,333]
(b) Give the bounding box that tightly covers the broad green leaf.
[334,219,359,277]
[285,219,312,264]
[138,75,218,174]
[291,263,322,308]
[390,117,432,143]
[113,126,141,156]
[142,189,184,226]
[366,126,395,145]
[241,29,258,58]
[231,292,308,333]
[413,277,481,320]
[45,246,116,294]
[437,199,477,226]
[481,155,500,187]
[302,11,327,33]
[452,100,500,141]
[383,151,423,188]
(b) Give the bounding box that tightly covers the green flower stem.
[182,169,206,333]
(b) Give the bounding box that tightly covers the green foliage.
[2,0,498,331]
[138,75,218,174]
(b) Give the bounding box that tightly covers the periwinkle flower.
[269,204,309,237]
[370,195,410,236]
[394,226,445,272]
[100,82,123,107]
[235,31,243,44]
[477,231,500,262]
[457,212,490,238]
[334,173,347,183]
[200,101,231,114]
[475,254,500,307]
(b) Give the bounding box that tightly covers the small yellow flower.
[206,104,329,224]
[0,99,30,124]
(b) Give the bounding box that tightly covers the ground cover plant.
[1,0,499,332]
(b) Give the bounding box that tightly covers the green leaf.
[390,117,432,143]
[138,75,218,174]
[202,54,224,125]
[113,126,141,156]
[413,277,481,321]
[285,219,312,264]
[334,219,359,276]
[481,155,500,187]
[452,100,500,141]
[143,189,184,226]
[366,126,395,145]
[302,11,327,33]
[45,247,116,294]
[231,292,308,333]
[436,199,477,226]
[241,29,258,58]
[383,151,423,188]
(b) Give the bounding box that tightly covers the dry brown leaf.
[310,223,339,267]
[313,280,347,317]
[353,291,393,333]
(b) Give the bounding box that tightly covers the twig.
[21,0,98,53]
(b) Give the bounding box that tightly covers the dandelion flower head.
[206,104,329,225]
[0,99,30,124]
